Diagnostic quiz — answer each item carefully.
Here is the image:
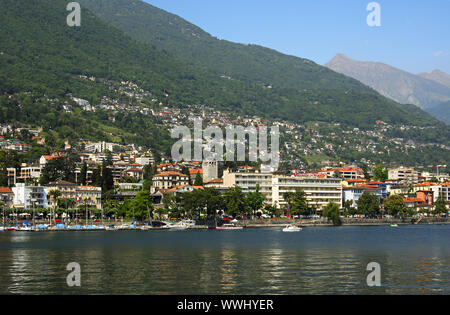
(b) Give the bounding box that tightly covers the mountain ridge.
[419,69,450,89]
[325,53,450,109]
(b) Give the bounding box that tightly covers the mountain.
[419,70,450,89]
[77,0,377,93]
[0,0,441,131]
[0,0,448,165]
[325,54,450,110]
[427,101,450,125]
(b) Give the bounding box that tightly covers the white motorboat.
[17,226,34,231]
[282,224,302,232]
[117,224,131,230]
[216,224,243,231]
[167,222,189,230]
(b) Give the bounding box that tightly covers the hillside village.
[0,78,449,221]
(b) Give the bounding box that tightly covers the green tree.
[142,164,155,192]
[194,173,203,186]
[40,156,76,185]
[224,186,247,217]
[246,185,266,217]
[289,189,309,216]
[435,193,447,215]
[384,195,408,216]
[202,188,224,217]
[123,191,154,222]
[356,191,381,217]
[323,202,342,225]
[373,164,388,181]
[48,189,61,225]
[80,161,88,186]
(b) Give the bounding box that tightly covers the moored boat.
[282,224,302,232]
[216,223,243,231]
[168,222,189,230]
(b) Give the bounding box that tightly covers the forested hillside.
[0,0,448,164]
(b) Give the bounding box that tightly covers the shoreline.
[3,219,450,232]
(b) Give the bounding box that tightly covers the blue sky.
[144,0,450,74]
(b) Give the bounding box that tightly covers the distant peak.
[334,53,351,60]
[432,69,450,76]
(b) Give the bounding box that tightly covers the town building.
[202,161,219,183]
[163,184,205,195]
[12,183,47,209]
[76,186,102,210]
[342,185,384,208]
[403,191,435,212]
[151,171,189,193]
[438,183,450,204]
[223,169,273,202]
[189,168,203,183]
[0,187,14,207]
[320,166,365,180]
[388,166,419,185]
[272,175,342,210]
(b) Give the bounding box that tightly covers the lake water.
[0,225,449,295]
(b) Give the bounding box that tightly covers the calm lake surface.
[0,225,449,295]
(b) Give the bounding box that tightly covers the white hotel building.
[223,170,343,210]
[272,176,342,210]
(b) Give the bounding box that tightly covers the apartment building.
[151,171,189,193]
[222,169,273,203]
[438,183,450,204]
[76,186,102,209]
[388,166,419,185]
[45,181,103,210]
[12,183,47,209]
[321,166,365,180]
[272,176,342,210]
[17,166,42,183]
[342,185,384,208]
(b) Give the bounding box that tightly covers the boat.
[282,224,302,232]
[168,222,189,231]
[68,224,84,230]
[105,224,117,231]
[390,224,399,227]
[36,224,49,231]
[181,220,196,228]
[17,226,34,231]
[216,223,244,231]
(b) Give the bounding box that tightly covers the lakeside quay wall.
[235,217,450,228]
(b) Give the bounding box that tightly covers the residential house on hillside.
[12,183,47,209]
[388,166,419,185]
[403,191,435,212]
[0,187,14,207]
[163,184,204,195]
[151,171,189,193]
[342,185,384,208]
[321,166,365,180]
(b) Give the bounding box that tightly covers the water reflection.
[0,226,449,294]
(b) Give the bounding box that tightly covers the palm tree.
[48,189,61,225]
[283,191,292,216]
